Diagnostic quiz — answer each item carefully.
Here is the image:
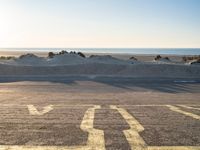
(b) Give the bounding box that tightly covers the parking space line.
[147,146,200,150]
[178,105,200,110]
[0,105,105,150]
[1,104,200,107]
[0,90,14,93]
[0,104,95,107]
[166,105,200,120]
[110,105,147,149]
[27,105,54,116]
[80,105,105,150]
[111,105,200,150]
[0,105,199,150]
[118,104,200,107]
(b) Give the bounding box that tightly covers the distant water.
[0,48,200,55]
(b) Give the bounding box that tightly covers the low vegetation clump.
[48,52,55,58]
[59,50,68,55]
[182,55,200,62]
[164,57,169,60]
[19,53,38,59]
[0,56,15,60]
[77,52,86,58]
[89,55,113,59]
[129,56,138,61]
[154,55,162,60]
[48,50,86,58]
[89,55,98,58]
[154,55,169,61]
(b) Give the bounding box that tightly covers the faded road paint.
[110,105,147,149]
[179,105,200,110]
[111,105,200,150]
[80,105,105,150]
[147,146,200,150]
[27,105,54,116]
[167,105,200,120]
[0,105,105,150]
[0,105,199,150]
[0,89,14,93]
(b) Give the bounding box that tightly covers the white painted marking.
[27,105,54,116]
[0,104,95,107]
[173,80,197,83]
[147,146,200,150]
[166,105,200,120]
[111,105,200,150]
[1,104,199,107]
[1,105,200,150]
[179,105,200,111]
[110,105,147,149]
[0,145,199,150]
[117,104,200,107]
[80,105,105,150]
[0,105,105,150]
[0,89,14,93]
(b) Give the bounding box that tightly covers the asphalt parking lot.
[0,76,199,150]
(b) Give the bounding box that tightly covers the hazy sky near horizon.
[0,0,199,48]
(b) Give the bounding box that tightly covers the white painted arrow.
[27,105,54,116]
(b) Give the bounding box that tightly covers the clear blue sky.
[0,0,199,48]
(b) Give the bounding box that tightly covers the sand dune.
[0,53,135,66]
[0,53,199,78]
[0,63,199,78]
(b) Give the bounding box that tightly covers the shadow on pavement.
[0,76,200,93]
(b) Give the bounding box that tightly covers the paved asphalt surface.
[0,76,200,150]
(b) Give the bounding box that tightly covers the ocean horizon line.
[0,48,200,55]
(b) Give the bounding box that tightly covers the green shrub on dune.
[0,56,15,60]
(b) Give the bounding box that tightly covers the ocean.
[0,48,200,55]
